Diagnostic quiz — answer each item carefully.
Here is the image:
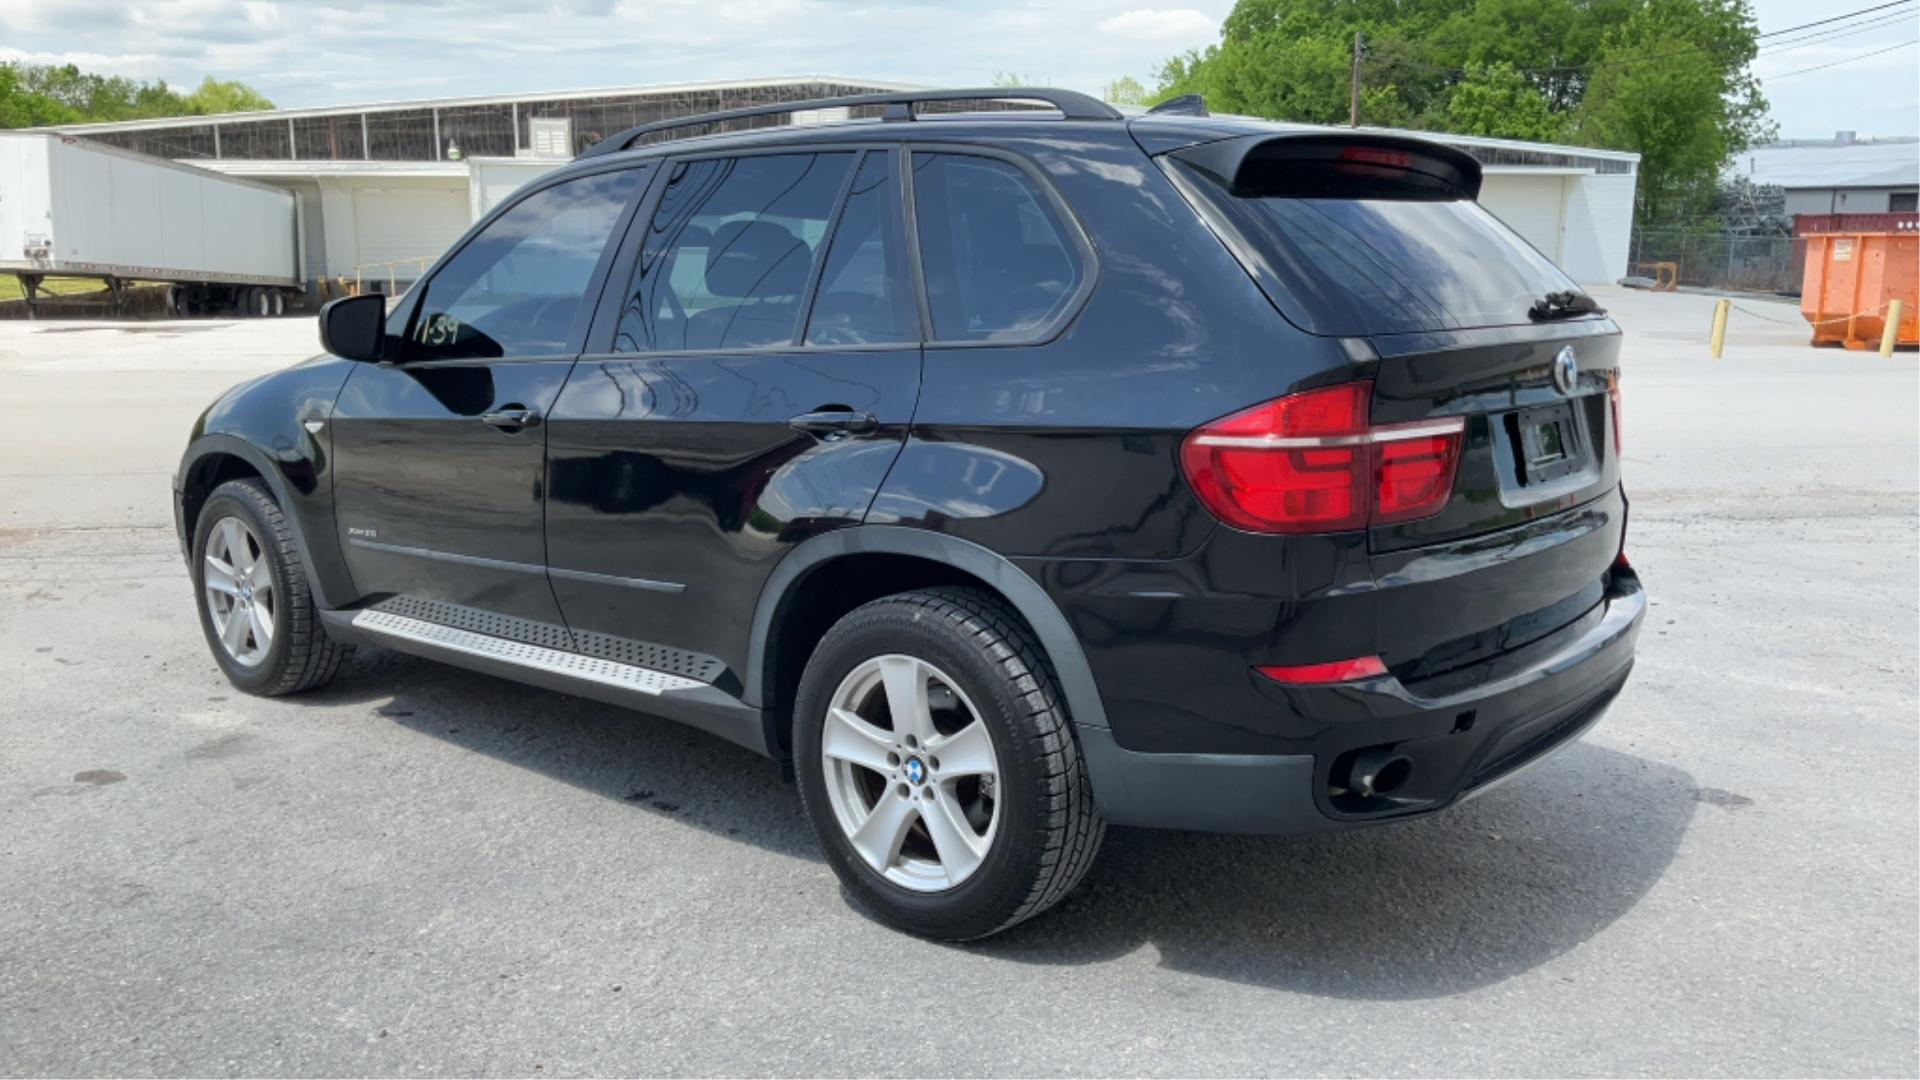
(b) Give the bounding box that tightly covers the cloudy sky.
[0,0,1914,138]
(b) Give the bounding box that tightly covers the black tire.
[190,478,351,695]
[794,587,1105,940]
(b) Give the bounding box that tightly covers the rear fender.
[746,526,1113,733]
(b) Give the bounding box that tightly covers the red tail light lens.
[1181,381,1463,534]
[1256,656,1388,685]
[1607,371,1623,456]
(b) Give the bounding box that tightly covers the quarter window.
[911,153,1083,342]
[402,168,643,360]
[616,153,854,352]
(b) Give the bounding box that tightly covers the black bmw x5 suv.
[175,88,1644,939]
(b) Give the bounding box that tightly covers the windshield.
[1170,158,1583,337]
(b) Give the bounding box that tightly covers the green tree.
[1572,0,1772,224]
[1103,75,1149,106]
[184,76,274,115]
[1150,0,1768,226]
[1446,62,1567,141]
[0,63,273,127]
[0,65,80,127]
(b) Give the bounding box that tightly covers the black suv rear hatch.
[1161,130,1625,681]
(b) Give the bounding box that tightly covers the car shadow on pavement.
[976,741,1697,999]
[303,648,1697,1001]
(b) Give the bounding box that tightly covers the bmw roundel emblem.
[904,757,926,784]
[1552,346,1579,396]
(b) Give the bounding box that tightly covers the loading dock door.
[1479,173,1567,264]
[350,185,470,282]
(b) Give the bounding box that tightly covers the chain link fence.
[1629,230,1800,296]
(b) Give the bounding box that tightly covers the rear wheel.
[191,478,350,695]
[794,587,1105,939]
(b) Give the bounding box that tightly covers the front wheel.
[191,478,350,695]
[794,587,1105,939]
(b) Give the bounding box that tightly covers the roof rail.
[576,87,1123,160]
[1148,94,1209,117]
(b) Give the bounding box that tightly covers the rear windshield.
[1170,158,1581,337]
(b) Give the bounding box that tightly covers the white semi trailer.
[0,131,301,318]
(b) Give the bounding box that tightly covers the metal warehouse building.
[44,76,1639,292]
[1730,133,1920,216]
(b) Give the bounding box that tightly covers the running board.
[351,610,704,695]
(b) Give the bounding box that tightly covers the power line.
[1756,0,1914,39]
[1364,0,1915,79]
[1764,37,1919,79]
[1761,10,1919,52]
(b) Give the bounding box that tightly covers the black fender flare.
[743,526,1112,733]
[177,433,344,610]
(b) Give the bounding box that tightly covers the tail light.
[1607,371,1624,456]
[1256,656,1388,685]
[1180,381,1464,534]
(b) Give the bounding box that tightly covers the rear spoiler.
[1166,132,1483,201]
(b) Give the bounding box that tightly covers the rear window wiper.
[1529,290,1606,321]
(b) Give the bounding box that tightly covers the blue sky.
[0,0,1913,139]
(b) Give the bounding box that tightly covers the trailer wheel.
[268,290,284,317]
[165,285,185,319]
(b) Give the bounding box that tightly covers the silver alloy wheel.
[203,515,275,668]
[821,654,1002,892]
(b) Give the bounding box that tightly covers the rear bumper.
[1080,566,1644,833]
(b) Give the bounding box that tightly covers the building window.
[1890,192,1918,212]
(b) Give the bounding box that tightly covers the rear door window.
[911,152,1084,342]
[805,151,917,346]
[615,152,854,352]
[1168,157,1581,337]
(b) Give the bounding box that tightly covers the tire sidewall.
[191,486,294,692]
[794,600,1052,937]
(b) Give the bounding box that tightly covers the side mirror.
[318,294,390,362]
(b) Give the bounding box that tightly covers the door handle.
[481,408,542,430]
[788,409,878,436]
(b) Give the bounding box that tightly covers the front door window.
[403,168,644,361]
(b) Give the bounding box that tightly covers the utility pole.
[1349,31,1364,127]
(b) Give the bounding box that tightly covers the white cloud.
[1097,8,1216,41]
[6,0,1903,139]
[0,0,1234,106]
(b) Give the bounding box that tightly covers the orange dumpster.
[1797,213,1918,349]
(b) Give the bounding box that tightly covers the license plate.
[1513,403,1580,483]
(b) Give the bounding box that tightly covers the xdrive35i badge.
[1552,346,1579,395]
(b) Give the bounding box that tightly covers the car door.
[544,147,922,683]
[330,164,650,628]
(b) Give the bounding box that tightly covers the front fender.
[174,356,357,609]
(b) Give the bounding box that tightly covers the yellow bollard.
[1881,299,1903,358]
[1709,298,1730,359]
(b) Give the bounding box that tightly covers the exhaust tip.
[1348,748,1413,798]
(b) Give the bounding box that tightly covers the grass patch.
[0,275,177,303]
[0,275,116,302]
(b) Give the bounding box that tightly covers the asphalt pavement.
[0,288,1914,1076]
